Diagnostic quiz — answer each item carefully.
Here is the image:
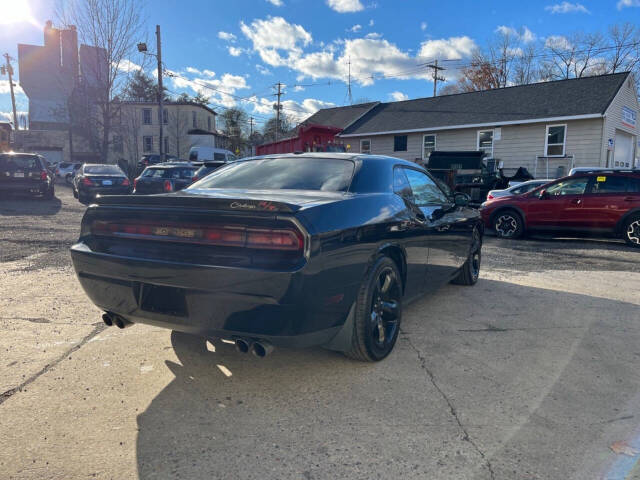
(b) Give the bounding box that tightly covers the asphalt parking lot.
[1,184,639,480]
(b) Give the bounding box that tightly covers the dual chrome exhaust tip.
[102,312,133,329]
[235,338,274,358]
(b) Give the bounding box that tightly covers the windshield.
[84,165,123,175]
[192,157,355,192]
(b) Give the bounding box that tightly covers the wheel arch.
[615,208,640,233]
[489,205,526,227]
[375,243,407,294]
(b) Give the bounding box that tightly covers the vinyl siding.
[603,74,639,166]
[349,118,604,175]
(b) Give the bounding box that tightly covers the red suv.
[480,170,640,248]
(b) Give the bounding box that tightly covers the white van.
[188,146,237,163]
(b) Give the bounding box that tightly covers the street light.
[137,42,147,53]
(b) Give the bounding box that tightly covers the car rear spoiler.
[94,192,299,213]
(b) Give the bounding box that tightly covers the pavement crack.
[404,335,496,480]
[0,323,107,406]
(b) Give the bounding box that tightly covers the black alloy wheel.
[493,211,523,239]
[452,227,482,285]
[346,256,403,362]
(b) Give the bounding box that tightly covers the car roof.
[244,152,422,168]
[148,162,196,168]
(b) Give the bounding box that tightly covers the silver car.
[487,179,552,200]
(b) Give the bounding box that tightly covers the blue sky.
[1,0,639,128]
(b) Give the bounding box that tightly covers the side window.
[544,177,589,196]
[393,167,413,201]
[590,176,629,194]
[403,168,449,206]
[393,135,407,152]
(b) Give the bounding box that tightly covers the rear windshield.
[59,162,71,168]
[142,167,196,179]
[214,153,226,161]
[0,154,41,171]
[84,165,123,175]
[193,157,355,192]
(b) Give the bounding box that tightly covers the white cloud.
[389,91,408,101]
[349,24,362,32]
[240,16,312,66]
[117,59,142,73]
[256,64,272,75]
[185,66,202,74]
[420,22,427,31]
[266,0,284,5]
[228,46,243,56]
[327,0,364,13]
[170,70,249,108]
[545,2,590,14]
[617,0,640,8]
[281,98,336,122]
[0,80,25,96]
[365,32,382,39]
[495,25,536,43]
[218,31,237,42]
[294,85,305,91]
[0,111,27,124]
[545,35,573,50]
[368,19,374,26]
[417,36,476,61]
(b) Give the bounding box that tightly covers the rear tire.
[493,209,524,239]
[452,227,482,285]
[72,187,78,199]
[344,256,403,362]
[623,214,640,248]
[43,185,54,200]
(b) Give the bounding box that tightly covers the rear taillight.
[191,176,198,182]
[82,177,94,186]
[163,180,173,192]
[91,221,304,251]
[487,193,494,200]
[40,170,48,180]
[121,178,130,186]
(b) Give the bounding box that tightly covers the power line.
[426,60,446,97]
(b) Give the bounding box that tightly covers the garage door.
[614,130,634,168]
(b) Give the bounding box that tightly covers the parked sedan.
[73,164,132,204]
[70,153,483,362]
[481,171,640,247]
[133,163,198,194]
[0,152,55,199]
[486,179,552,200]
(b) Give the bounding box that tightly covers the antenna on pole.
[274,82,283,142]
[426,59,446,97]
[347,56,353,105]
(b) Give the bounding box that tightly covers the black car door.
[402,167,469,290]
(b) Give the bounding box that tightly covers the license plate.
[102,180,112,186]
[14,172,24,178]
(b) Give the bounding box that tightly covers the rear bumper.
[1,181,50,195]
[80,186,132,197]
[70,242,349,347]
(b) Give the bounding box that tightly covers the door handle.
[569,198,582,205]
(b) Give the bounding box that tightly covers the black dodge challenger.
[70,153,483,361]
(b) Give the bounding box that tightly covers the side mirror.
[454,192,470,207]
[539,189,550,200]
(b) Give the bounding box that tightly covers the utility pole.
[347,57,353,105]
[426,59,446,97]
[2,53,19,130]
[274,82,283,142]
[156,25,165,162]
[249,116,254,136]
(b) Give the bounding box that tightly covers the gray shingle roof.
[339,72,630,136]
[301,102,379,129]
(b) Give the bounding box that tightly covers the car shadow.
[134,278,640,479]
[0,194,62,216]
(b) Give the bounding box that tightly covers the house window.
[142,108,152,125]
[159,108,168,124]
[143,136,153,152]
[422,134,436,159]
[394,135,407,152]
[545,124,566,157]
[360,139,371,154]
[192,111,197,128]
[477,130,493,156]
[112,135,123,153]
[163,136,169,154]
[207,116,212,131]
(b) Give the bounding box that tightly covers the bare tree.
[57,0,146,163]
[168,108,190,159]
[118,104,141,171]
[513,44,538,86]
[607,23,640,73]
